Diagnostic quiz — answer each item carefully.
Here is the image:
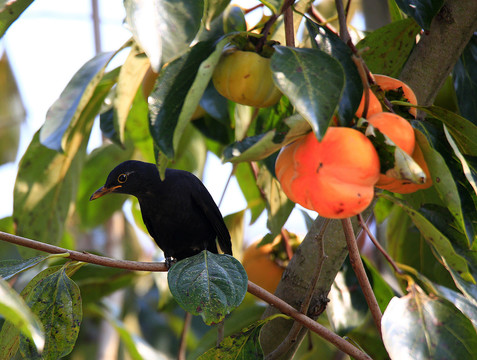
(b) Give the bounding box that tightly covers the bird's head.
[90,160,158,201]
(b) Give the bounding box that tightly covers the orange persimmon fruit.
[275,128,380,219]
[356,74,418,118]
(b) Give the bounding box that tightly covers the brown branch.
[283,6,295,47]
[178,312,192,360]
[357,213,403,275]
[0,231,168,272]
[248,281,372,360]
[341,218,382,336]
[1,229,372,359]
[334,0,351,45]
[266,218,330,360]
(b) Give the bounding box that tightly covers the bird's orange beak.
[89,185,122,201]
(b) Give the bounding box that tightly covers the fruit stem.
[357,213,404,275]
[341,217,383,337]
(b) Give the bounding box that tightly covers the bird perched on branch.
[90,160,232,267]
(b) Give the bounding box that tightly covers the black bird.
[90,160,232,266]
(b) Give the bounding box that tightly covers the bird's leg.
[165,256,177,269]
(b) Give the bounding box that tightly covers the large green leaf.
[453,35,477,126]
[270,46,344,140]
[19,264,83,360]
[0,0,34,38]
[0,253,69,280]
[40,51,117,151]
[113,43,150,143]
[13,71,118,257]
[356,18,420,77]
[435,284,477,328]
[167,251,248,325]
[381,193,474,283]
[197,314,288,359]
[204,0,231,30]
[413,105,477,156]
[76,143,134,229]
[394,0,445,30]
[149,37,228,159]
[306,18,363,126]
[414,125,475,245]
[382,291,477,360]
[124,0,204,71]
[0,278,44,353]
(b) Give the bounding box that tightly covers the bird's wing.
[191,183,233,256]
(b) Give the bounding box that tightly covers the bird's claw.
[165,257,177,269]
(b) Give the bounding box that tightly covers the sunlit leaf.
[168,251,248,325]
[0,278,44,352]
[124,0,204,71]
[0,0,34,37]
[383,289,477,360]
[235,162,266,224]
[40,51,117,151]
[204,0,232,30]
[271,46,344,140]
[113,43,150,143]
[356,18,420,77]
[258,0,283,14]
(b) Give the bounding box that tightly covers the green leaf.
[453,35,477,126]
[394,0,445,30]
[414,105,477,156]
[19,265,82,360]
[270,46,344,140]
[224,210,245,262]
[235,162,266,224]
[76,143,134,228]
[204,0,232,30]
[222,4,246,33]
[0,278,44,352]
[0,254,69,280]
[257,165,294,238]
[382,290,477,360]
[223,114,311,163]
[0,0,34,37]
[168,251,248,325]
[40,51,117,151]
[258,0,283,14]
[356,18,420,77]
[113,43,150,143]
[381,193,474,283]
[124,0,204,71]
[149,38,228,159]
[306,18,363,126]
[435,284,477,328]
[197,314,289,359]
[13,71,118,256]
[414,125,474,245]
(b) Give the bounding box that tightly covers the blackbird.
[90,160,232,266]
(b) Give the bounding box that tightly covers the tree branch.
[399,0,477,106]
[0,230,371,359]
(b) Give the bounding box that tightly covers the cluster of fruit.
[213,48,432,220]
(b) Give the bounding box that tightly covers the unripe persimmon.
[212,49,282,108]
[275,128,380,219]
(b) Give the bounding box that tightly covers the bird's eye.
[117,174,128,183]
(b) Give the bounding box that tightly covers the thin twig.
[247,281,372,360]
[267,218,330,360]
[341,218,382,336]
[0,231,372,359]
[308,6,338,34]
[357,214,403,274]
[334,0,351,45]
[178,312,192,360]
[218,165,235,208]
[283,6,295,47]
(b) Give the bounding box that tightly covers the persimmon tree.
[0,0,477,359]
